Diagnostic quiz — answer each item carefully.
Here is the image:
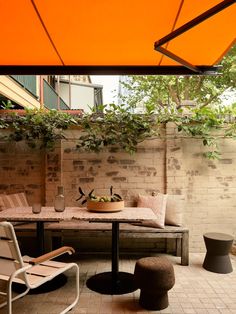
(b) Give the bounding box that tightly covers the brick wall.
[60,129,166,207]
[1,125,236,252]
[0,140,45,204]
[166,123,236,252]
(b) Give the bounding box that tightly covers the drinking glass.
[32,203,42,214]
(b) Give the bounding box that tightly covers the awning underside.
[0,0,235,74]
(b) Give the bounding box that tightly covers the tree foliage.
[120,45,236,111]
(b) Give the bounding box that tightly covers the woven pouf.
[134,256,175,310]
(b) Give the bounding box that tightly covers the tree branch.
[199,94,219,108]
[168,84,180,108]
[183,77,190,100]
[195,76,204,93]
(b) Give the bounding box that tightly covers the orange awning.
[0,0,235,74]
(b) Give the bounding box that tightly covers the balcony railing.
[43,80,70,110]
[11,75,37,98]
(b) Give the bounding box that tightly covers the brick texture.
[0,141,45,205]
[1,125,236,252]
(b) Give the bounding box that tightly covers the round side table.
[203,232,234,274]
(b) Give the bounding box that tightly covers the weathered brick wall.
[45,141,64,205]
[166,123,236,252]
[0,140,45,204]
[1,126,236,253]
[57,129,166,207]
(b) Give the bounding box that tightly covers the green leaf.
[79,187,85,196]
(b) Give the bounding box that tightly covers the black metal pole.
[112,221,119,287]
[36,221,44,255]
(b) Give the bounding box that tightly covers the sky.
[90,75,119,105]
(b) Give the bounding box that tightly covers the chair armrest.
[29,246,75,265]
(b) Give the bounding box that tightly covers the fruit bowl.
[87,200,124,213]
[77,186,124,212]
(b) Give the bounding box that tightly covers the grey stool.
[134,257,175,310]
[203,232,234,274]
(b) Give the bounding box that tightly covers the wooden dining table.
[0,206,157,295]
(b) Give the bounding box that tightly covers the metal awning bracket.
[156,46,201,73]
[154,0,235,71]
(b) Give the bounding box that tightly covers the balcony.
[11,75,37,98]
[43,80,70,110]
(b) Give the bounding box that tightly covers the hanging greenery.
[174,105,236,159]
[76,103,236,159]
[0,104,236,159]
[76,104,160,154]
[0,109,77,149]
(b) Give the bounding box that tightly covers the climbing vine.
[0,109,77,149]
[0,104,236,159]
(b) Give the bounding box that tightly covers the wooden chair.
[0,221,79,314]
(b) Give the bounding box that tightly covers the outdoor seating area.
[0,252,235,314]
[0,1,236,313]
[0,199,234,313]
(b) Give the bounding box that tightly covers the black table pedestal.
[86,221,138,295]
[86,271,136,295]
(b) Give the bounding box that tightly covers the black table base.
[86,271,137,295]
[13,274,67,294]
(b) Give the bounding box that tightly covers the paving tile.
[0,253,236,314]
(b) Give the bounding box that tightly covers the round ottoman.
[203,232,234,274]
[134,257,175,310]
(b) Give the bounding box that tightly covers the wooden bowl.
[87,200,124,212]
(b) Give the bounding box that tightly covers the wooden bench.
[15,221,189,266]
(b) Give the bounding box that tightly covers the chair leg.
[5,280,30,314]
[7,281,13,314]
[60,263,80,314]
[2,263,79,314]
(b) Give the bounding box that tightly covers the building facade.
[0,75,103,112]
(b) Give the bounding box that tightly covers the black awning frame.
[0,65,221,75]
[154,0,235,74]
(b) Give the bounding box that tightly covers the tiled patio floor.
[1,253,236,314]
